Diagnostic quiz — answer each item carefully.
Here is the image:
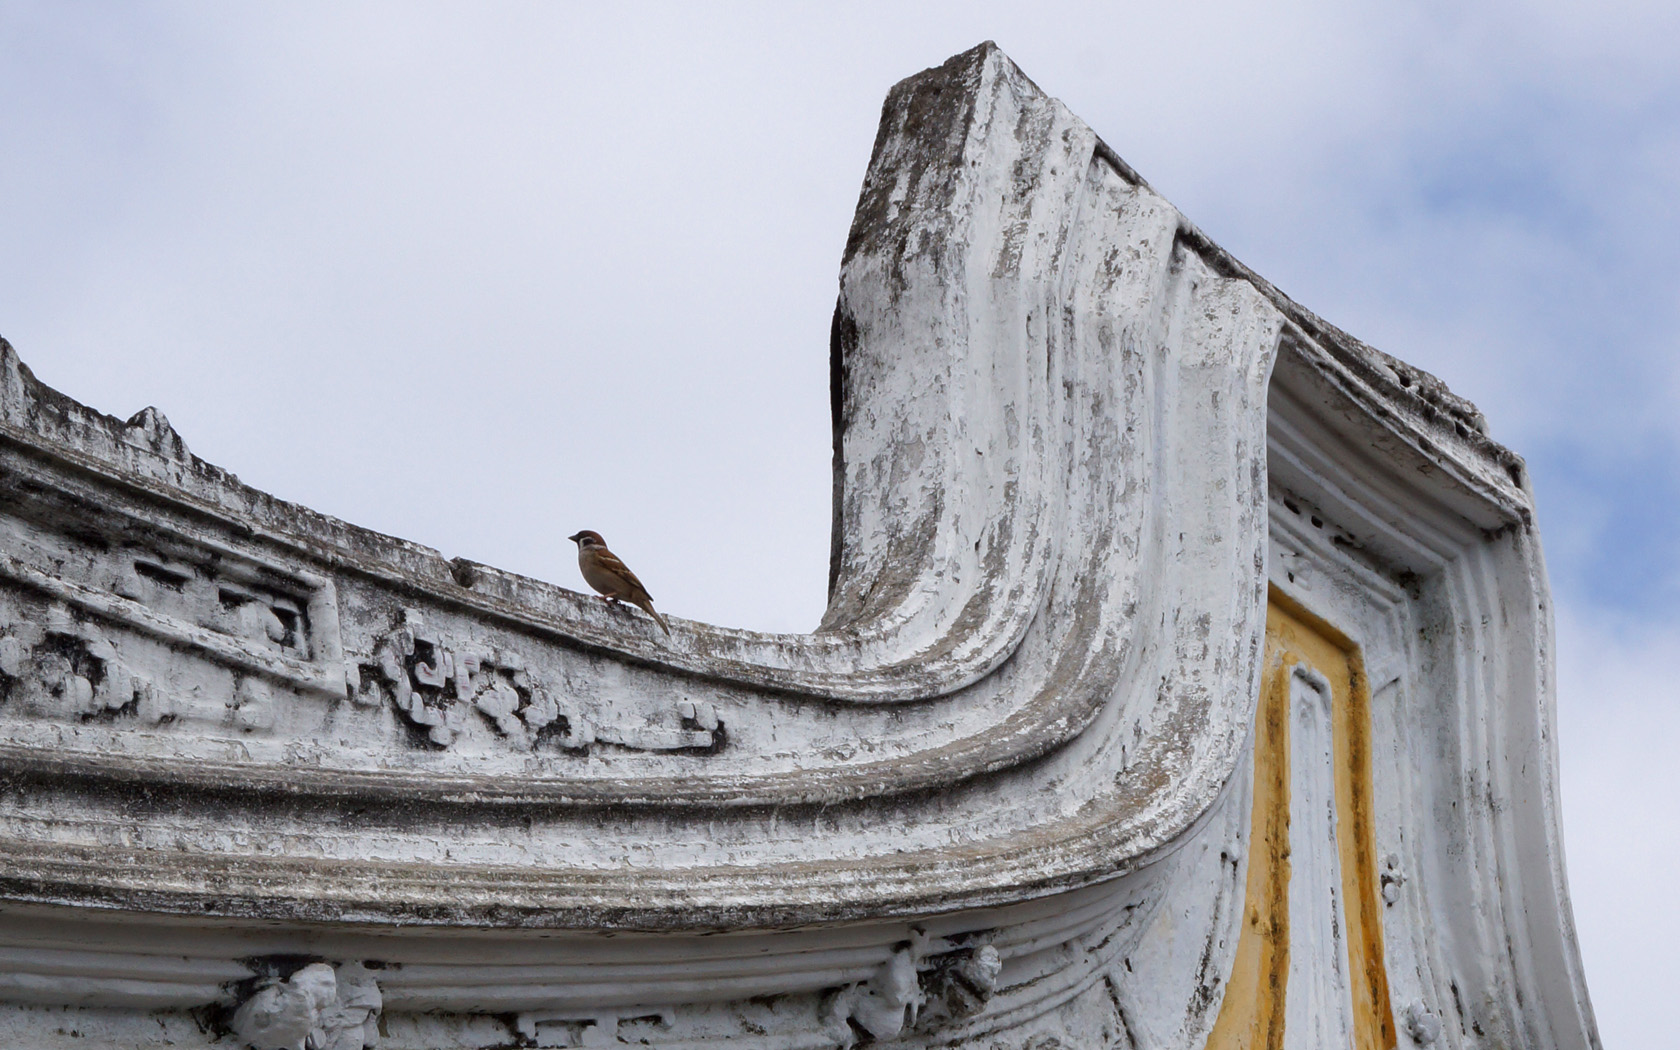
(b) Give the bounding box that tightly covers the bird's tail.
[637,598,671,636]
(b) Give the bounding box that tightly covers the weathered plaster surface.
[0,42,1594,1049]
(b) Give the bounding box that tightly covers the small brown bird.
[567,530,670,635]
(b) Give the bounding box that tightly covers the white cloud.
[1556,602,1680,1047]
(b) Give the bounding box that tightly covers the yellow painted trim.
[1204,588,1397,1049]
[1205,633,1292,1050]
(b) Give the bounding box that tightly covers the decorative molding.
[0,40,1596,1050]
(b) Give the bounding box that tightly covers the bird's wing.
[597,548,652,601]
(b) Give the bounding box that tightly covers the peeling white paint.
[0,43,1593,1050]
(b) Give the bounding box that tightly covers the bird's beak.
[566,532,583,544]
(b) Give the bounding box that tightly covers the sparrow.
[567,530,670,635]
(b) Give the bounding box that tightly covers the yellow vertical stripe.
[1204,588,1397,1049]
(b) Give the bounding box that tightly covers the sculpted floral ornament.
[822,932,1004,1047]
[359,609,553,747]
[359,610,722,752]
[0,602,169,724]
[230,961,382,1050]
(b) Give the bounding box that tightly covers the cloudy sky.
[2,2,1674,1042]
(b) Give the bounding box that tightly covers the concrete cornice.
[0,41,1595,1050]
